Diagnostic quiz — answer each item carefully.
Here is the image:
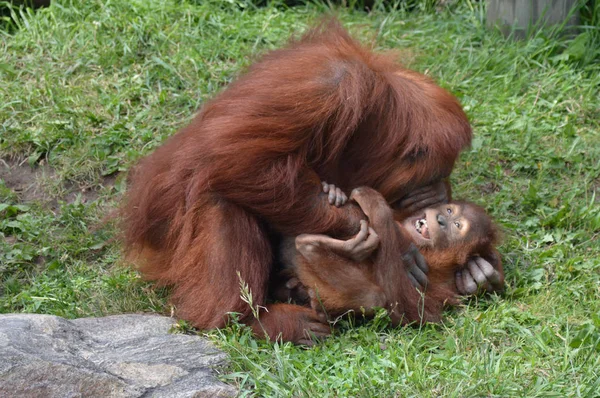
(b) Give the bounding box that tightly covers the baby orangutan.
[274,186,503,327]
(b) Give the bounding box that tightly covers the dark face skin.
[402,203,480,249]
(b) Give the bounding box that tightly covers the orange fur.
[290,192,502,325]
[122,20,471,343]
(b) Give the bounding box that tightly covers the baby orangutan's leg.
[294,220,386,319]
[350,187,429,289]
[297,219,380,262]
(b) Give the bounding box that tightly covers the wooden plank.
[487,0,581,37]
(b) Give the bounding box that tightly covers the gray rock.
[0,314,237,398]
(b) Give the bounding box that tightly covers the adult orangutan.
[275,186,503,333]
[123,20,492,343]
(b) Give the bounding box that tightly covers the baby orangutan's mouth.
[415,218,430,239]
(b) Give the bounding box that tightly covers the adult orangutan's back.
[122,20,472,344]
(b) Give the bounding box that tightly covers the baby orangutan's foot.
[295,219,379,263]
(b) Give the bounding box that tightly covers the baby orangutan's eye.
[454,222,461,228]
[447,208,452,215]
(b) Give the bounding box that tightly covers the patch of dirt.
[61,173,119,206]
[0,158,54,202]
[480,182,502,194]
[0,157,118,209]
[2,235,17,245]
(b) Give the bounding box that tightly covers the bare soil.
[0,157,118,209]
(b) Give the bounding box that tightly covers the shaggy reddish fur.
[292,189,503,324]
[122,20,472,342]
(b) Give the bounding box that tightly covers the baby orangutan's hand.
[455,254,504,295]
[322,181,348,207]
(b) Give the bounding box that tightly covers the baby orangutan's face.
[402,203,480,249]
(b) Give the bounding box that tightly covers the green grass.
[1,0,599,396]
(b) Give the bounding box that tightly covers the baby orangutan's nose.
[437,214,447,227]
